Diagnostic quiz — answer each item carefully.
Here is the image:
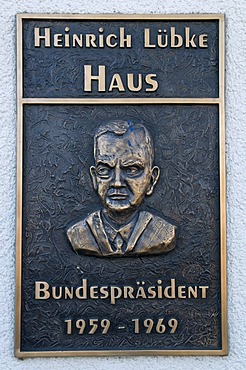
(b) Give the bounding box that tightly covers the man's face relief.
[90,127,160,214]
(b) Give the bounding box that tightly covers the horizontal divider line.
[15,348,227,358]
[17,14,224,21]
[21,98,221,105]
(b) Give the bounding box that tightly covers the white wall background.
[0,0,245,369]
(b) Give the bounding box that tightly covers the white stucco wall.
[0,0,245,369]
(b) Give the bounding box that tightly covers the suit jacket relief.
[67,210,176,257]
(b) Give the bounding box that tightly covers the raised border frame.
[15,13,226,357]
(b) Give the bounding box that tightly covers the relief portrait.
[67,120,176,257]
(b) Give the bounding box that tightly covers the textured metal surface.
[16,14,226,356]
[21,104,220,351]
[23,20,219,99]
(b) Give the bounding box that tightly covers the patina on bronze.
[67,120,176,257]
[15,14,227,357]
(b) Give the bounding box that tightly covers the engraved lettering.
[177,286,186,298]
[84,65,106,92]
[163,279,176,299]
[144,27,206,49]
[90,286,99,299]
[185,27,197,48]
[144,28,156,48]
[171,27,183,48]
[200,286,209,298]
[86,34,97,48]
[187,286,198,298]
[110,286,122,304]
[34,279,210,303]
[108,74,125,91]
[72,34,83,47]
[119,27,132,48]
[199,33,208,47]
[34,27,51,47]
[123,286,135,298]
[64,27,70,47]
[75,279,87,299]
[106,34,118,47]
[35,281,50,299]
[157,29,168,47]
[127,74,142,92]
[52,286,62,299]
[54,34,63,47]
[145,74,158,92]
[64,287,74,299]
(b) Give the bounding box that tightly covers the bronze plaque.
[15,14,227,357]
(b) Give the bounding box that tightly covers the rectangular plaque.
[15,14,227,357]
